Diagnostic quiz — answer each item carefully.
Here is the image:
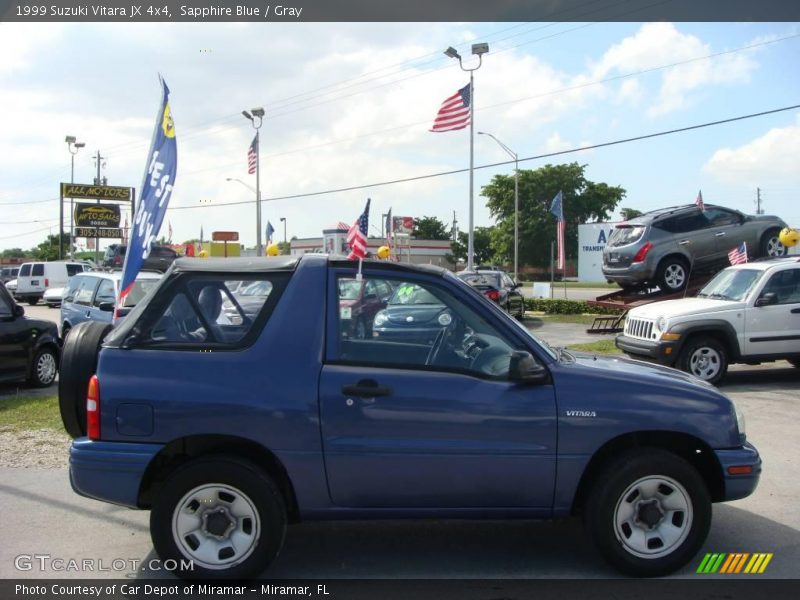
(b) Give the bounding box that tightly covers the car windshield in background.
[697,269,763,301]
[122,279,161,307]
[389,283,440,305]
[338,279,362,300]
[607,225,646,247]
[458,273,501,287]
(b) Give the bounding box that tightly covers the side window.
[66,264,84,276]
[705,208,740,227]
[93,279,116,307]
[761,269,800,305]
[335,275,520,379]
[502,274,516,288]
[136,274,288,347]
[74,277,100,306]
[63,275,83,302]
[19,264,31,277]
[31,264,44,277]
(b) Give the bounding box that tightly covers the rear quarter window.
[31,264,44,276]
[19,264,31,277]
[608,225,646,247]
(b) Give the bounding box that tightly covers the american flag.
[347,198,371,260]
[247,135,258,175]
[550,190,565,270]
[430,84,471,132]
[728,242,748,265]
[696,189,704,211]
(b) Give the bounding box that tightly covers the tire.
[27,297,40,306]
[760,230,788,258]
[584,449,711,577]
[28,346,58,387]
[58,321,113,438]
[678,335,728,385]
[150,456,287,580]
[656,258,689,293]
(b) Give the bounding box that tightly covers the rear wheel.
[584,449,711,577]
[58,321,113,438]
[760,230,787,258]
[678,335,728,385]
[29,347,58,387]
[27,297,40,306]
[657,258,689,293]
[150,456,287,579]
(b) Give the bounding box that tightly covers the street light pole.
[64,136,85,260]
[445,42,489,272]
[478,131,519,281]
[242,108,265,256]
[279,217,286,243]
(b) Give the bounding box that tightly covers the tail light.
[87,375,101,440]
[632,242,653,263]
[485,289,501,301]
[114,256,122,266]
[44,278,49,287]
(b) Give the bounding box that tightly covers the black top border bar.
[2,0,799,23]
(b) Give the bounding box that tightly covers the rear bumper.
[615,334,679,366]
[714,442,762,501]
[70,438,164,508]
[601,262,652,285]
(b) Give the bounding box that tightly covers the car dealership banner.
[74,203,121,227]
[578,222,618,283]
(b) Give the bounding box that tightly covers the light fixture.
[65,135,76,144]
[472,43,489,56]
[242,110,253,120]
[444,46,461,59]
[251,107,265,118]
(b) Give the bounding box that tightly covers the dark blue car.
[61,256,760,580]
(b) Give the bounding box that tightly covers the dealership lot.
[0,306,798,578]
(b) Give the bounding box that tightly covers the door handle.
[679,240,691,246]
[342,379,392,398]
[791,308,800,314]
[715,232,726,237]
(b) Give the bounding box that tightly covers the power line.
[165,103,800,211]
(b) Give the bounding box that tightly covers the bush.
[524,298,623,315]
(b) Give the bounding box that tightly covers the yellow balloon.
[377,245,391,259]
[266,243,280,256]
[779,227,799,248]
[198,250,208,258]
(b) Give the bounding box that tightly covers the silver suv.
[602,204,787,292]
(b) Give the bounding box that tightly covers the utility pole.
[452,211,458,242]
[93,151,106,265]
[756,187,763,215]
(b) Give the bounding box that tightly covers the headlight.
[374,312,387,327]
[656,316,667,332]
[734,402,746,441]
[437,312,453,326]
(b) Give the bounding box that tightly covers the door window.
[656,213,708,233]
[334,275,520,379]
[93,279,116,308]
[66,264,84,276]
[704,208,741,227]
[760,268,800,305]
[74,277,100,306]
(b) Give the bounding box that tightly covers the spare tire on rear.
[58,321,113,439]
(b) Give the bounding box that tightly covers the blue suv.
[60,256,760,579]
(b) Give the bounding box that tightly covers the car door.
[89,278,116,324]
[0,288,28,380]
[659,212,716,269]
[319,269,557,510]
[68,276,101,327]
[502,273,523,314]
[745,266,800,357]
[704,207,748,262]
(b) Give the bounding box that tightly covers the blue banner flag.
[119,76,177,306]
[266,221,275,244]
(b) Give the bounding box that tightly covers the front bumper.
[70,438,164,508]
[615,334,679,366]
[715,442,762,501]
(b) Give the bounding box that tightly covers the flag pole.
[357,257,363,281]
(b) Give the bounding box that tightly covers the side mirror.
[509,351,548,384]
[14,304,25,318]
[755,292,778,307]
[98,301,115,312]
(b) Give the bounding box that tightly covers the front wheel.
[678,335,728,384]
[760,230,787,258]
[150,456,287,579]
[584,449,711,577]
[29,347,58,387]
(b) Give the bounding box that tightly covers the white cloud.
[703,114,800,185]
[0,23,64,73]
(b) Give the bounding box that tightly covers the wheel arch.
[672,321,740,361]
[27,340,60,379]
[571,430,725,515]
[137,434,300,523]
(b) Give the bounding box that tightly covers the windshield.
[458,273,501,288]
[238,280,273,297]
[697,268,762,301]
[608,225,646,248]
[122,279,161,307]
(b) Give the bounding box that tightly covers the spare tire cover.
[58,321,114,439]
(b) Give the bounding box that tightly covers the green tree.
[412,216,451,240]
[276,241,291,255]
[30,234,70,262]
[449,226,496,265]
[1,248,26,258]
[482,162,625,269]
[619,207,643,220]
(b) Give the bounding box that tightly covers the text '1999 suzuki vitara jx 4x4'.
[59,255,760,579]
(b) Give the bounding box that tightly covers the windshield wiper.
[707,293,732,300]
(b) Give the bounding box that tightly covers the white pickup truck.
[616,257,800,384]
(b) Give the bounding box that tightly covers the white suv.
[616,257,800,384]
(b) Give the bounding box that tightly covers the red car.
[338,277,394,339]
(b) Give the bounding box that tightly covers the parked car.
[338,276,393,339]
[43,286,66,308]
[616,257,800,384]
[602,204,788,292]
[14,261,86,306]
[1,266,20,283]
[0,282,59,387]
[103,244,178,272]
[457,269,525,319]
[60,256,760,579]
[371,281,452,344]
[5,278,17,294]
[60,270,163,338]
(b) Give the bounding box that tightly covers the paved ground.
[1,305,798,579]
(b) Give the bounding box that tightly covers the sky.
[0,20,799,253]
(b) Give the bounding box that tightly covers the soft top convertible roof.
[171,256,300,273]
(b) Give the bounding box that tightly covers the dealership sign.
[61,183,132,202]
[578,222,618,282]
[75,227,123,239]
[212,231,239,242]
[74,203,121,228]
[392,216,414,234]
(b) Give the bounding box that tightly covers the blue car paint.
[70,255,760,518]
